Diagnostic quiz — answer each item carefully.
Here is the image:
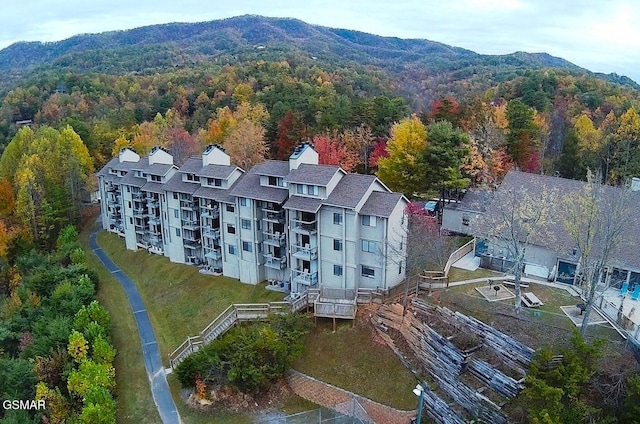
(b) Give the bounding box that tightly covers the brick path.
[287,370,415,424]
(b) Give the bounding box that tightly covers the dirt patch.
[185,379,295,414]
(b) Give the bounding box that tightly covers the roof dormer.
[203,144,231,167]
[149,146,173,165]
[118,148,140,163]
[289,142,318,171]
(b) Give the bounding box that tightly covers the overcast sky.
[1,1,639,82]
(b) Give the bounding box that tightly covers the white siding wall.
[121,185,137,251]
[220,203,240,279]
[165,192,185,264]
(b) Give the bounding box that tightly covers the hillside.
[2,15,636,105]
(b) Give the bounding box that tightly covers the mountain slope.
[0,15,636,103]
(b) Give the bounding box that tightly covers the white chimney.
[148,146,173,165]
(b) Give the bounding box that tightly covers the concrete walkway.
[90,229,181,424]
[286,370,415,424]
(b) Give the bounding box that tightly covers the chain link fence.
[257,404,370,424]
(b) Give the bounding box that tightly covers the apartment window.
[227,224,236,234]
[226,204,235,213]
[129,217,133,224]
[333,213,343,225]
[307,185,316,195]
[174,210,179,218]
[362,240,376,253]
[268,176,277,186]
[242,241,252,252]
[173,193,178,200]
[186,173,194,181]
[126,186,130,192]
[399,261,403,275]
[127,201,131,208]
[241,219,251,230]
[297,184,304,194]
[228,244,237,255]
[361,266,375,278]
[214,178,222,187]
[240,197,248,207]
[333,239,343,251]
[151,175,161,182]
[334,265,343,276]
[175,228,181,237]
[362,215,376,227]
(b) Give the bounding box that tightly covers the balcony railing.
[292,244,318,261]
[291,223,317,235]
[180,201,195,210]
[263,253,287,270]
[132,192,145,200]
[203,228,221,239]
[184,240,201,250]
[181,219,199,230]
[133,208,147,218]
[200,206,220,219]
[263,211,285,223]
[263,231,287,247]
[292,269,318,286]
[107,196,121,206]
[147,198,159,208]
[204,248,222,261]
[106,185,117,192]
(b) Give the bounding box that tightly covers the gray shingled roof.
[359,192,405,218]
[251,160,290,177]
[119,172,146,188]
[147,163,175,176]
[178,157,202,174]
[286,164,342,186]
[111,160,140,172]
[96,158,119,177]
[283,195,323,213]
[142,181,165,194]
[193,186,234,203]
[163,174,200,194]
[229,172,289,203]
[198,164,239,179]
[324,174,378,209]
[444,188,493,213]
[480,170,640,270]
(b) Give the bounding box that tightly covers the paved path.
[287,370,415,424]
[90,229,181,424]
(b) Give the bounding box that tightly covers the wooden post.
[333,317,336,333]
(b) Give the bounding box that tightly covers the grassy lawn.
[293,316,418,410]
[96,231,285,360]
[448,266,502,282]
[435,280,625,350]
[80,226,161,424]
[89,229,325,423]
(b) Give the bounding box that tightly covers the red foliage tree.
[429,96,462,127]
[368,139,389,169]
[312,134,358,172]
[274,111,305,160]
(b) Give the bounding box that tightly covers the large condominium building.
[97,143,408,293]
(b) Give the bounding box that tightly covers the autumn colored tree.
[377,115,428,196]
[312,134,358,172]
[428,96,462,127]
[273,110,305,160]
[223,120,267,170]
[368,139,389,170]
[610,107,640,183]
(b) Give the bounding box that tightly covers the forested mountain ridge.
[2,14,636,101]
